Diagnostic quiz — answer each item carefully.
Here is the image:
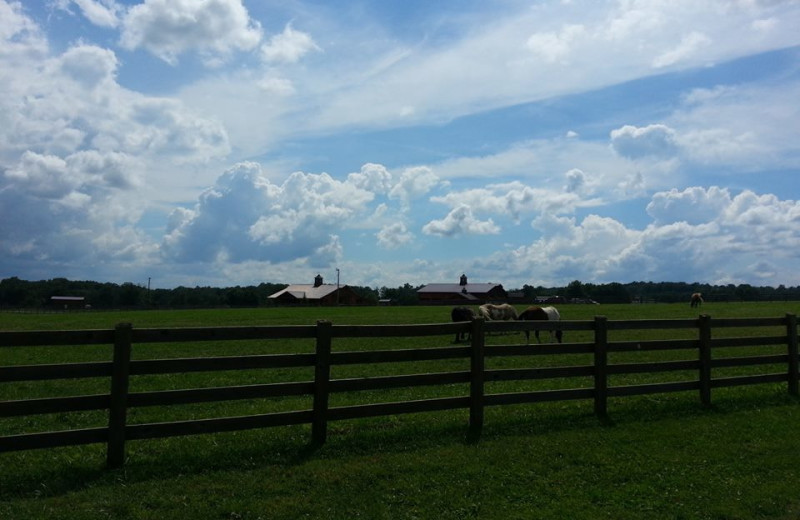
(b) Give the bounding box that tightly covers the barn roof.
[268,284,341,300]
[417,283,502,295]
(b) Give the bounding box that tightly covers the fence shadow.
[1,387,796,501]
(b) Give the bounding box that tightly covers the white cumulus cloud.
[347,163,394,195]
[388,166,442,204]
[56,44,119,89]
[162,162,376,264]
[120,0,262,65]
[261,23,320,63]
[610,124,678,159]
[377,222,414,249]
[55,0,121,28]
[486,186,800,287]
[646,186,731,225]
[430,181,585,224]
[422,205,500,237]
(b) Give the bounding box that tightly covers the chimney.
[314,274,323,287]
[459,274,468,286]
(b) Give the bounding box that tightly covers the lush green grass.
[1,303,800,519]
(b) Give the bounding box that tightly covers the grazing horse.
[478,303,518,321]
[690,293,704,308]
[450,306,475,343]
[517,306,562,343]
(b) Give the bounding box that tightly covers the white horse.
[478,303,518,321]
[517,306,562,343]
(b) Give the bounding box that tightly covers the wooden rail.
[1,314,798,468]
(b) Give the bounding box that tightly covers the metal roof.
[269,284,341,300]
[417,283,502,294]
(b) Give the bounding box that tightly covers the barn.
[417,274,507,305]
[268,274,361,306]
[49,296,86,309]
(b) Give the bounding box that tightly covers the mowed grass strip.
[1,302,799,519]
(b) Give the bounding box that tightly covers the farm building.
[417,274,508,305]
[49,296,86,309]
[268,274,361,306]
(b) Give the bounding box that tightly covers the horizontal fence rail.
[1,314,798,467]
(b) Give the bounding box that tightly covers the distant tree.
[735,284,759,301]
[149,288,171,308]
[225,286,260,307]
[350,286,379,305]
[380,283,421,305]
[0,277,33,307]
[565,280,585,300]
[257,283,288,304]
[587,282,631,304]
[520,284,539,300]
[119,282,144,307]
[5,277,800,310]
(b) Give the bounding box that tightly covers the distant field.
[3,300,800,329]
[1,302,799,519]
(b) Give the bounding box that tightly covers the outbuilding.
[268,274,361,306]
[49,296,86,309]
[417,274,507,305]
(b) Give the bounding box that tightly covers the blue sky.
[2,1,800,290]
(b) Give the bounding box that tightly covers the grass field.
[1,302,799,519]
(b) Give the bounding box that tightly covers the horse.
[690,293,704,308]
[450,306,475,343]
[478,303,518,321]
[517,306,562,343]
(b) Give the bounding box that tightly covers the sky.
[2,0,800,291]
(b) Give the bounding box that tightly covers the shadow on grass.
[1,386,796,500]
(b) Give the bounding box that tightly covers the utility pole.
[336,268,340,306]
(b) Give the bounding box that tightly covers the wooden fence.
[1,314,798,468]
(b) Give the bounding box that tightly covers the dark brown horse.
[451,306,475,343]
[517,306,562,343]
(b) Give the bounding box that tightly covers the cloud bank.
[2,0,800,289]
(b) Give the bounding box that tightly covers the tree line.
[1,277,799,310]
[0,277,378,309]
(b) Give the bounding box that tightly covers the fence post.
[468,317,485,441]
[107,322,132,469]
[786,313,798,396]
[312,320,333,446]
[698,314,712,407]
[593,316,608,418]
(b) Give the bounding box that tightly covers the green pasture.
[1,302,799,519]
